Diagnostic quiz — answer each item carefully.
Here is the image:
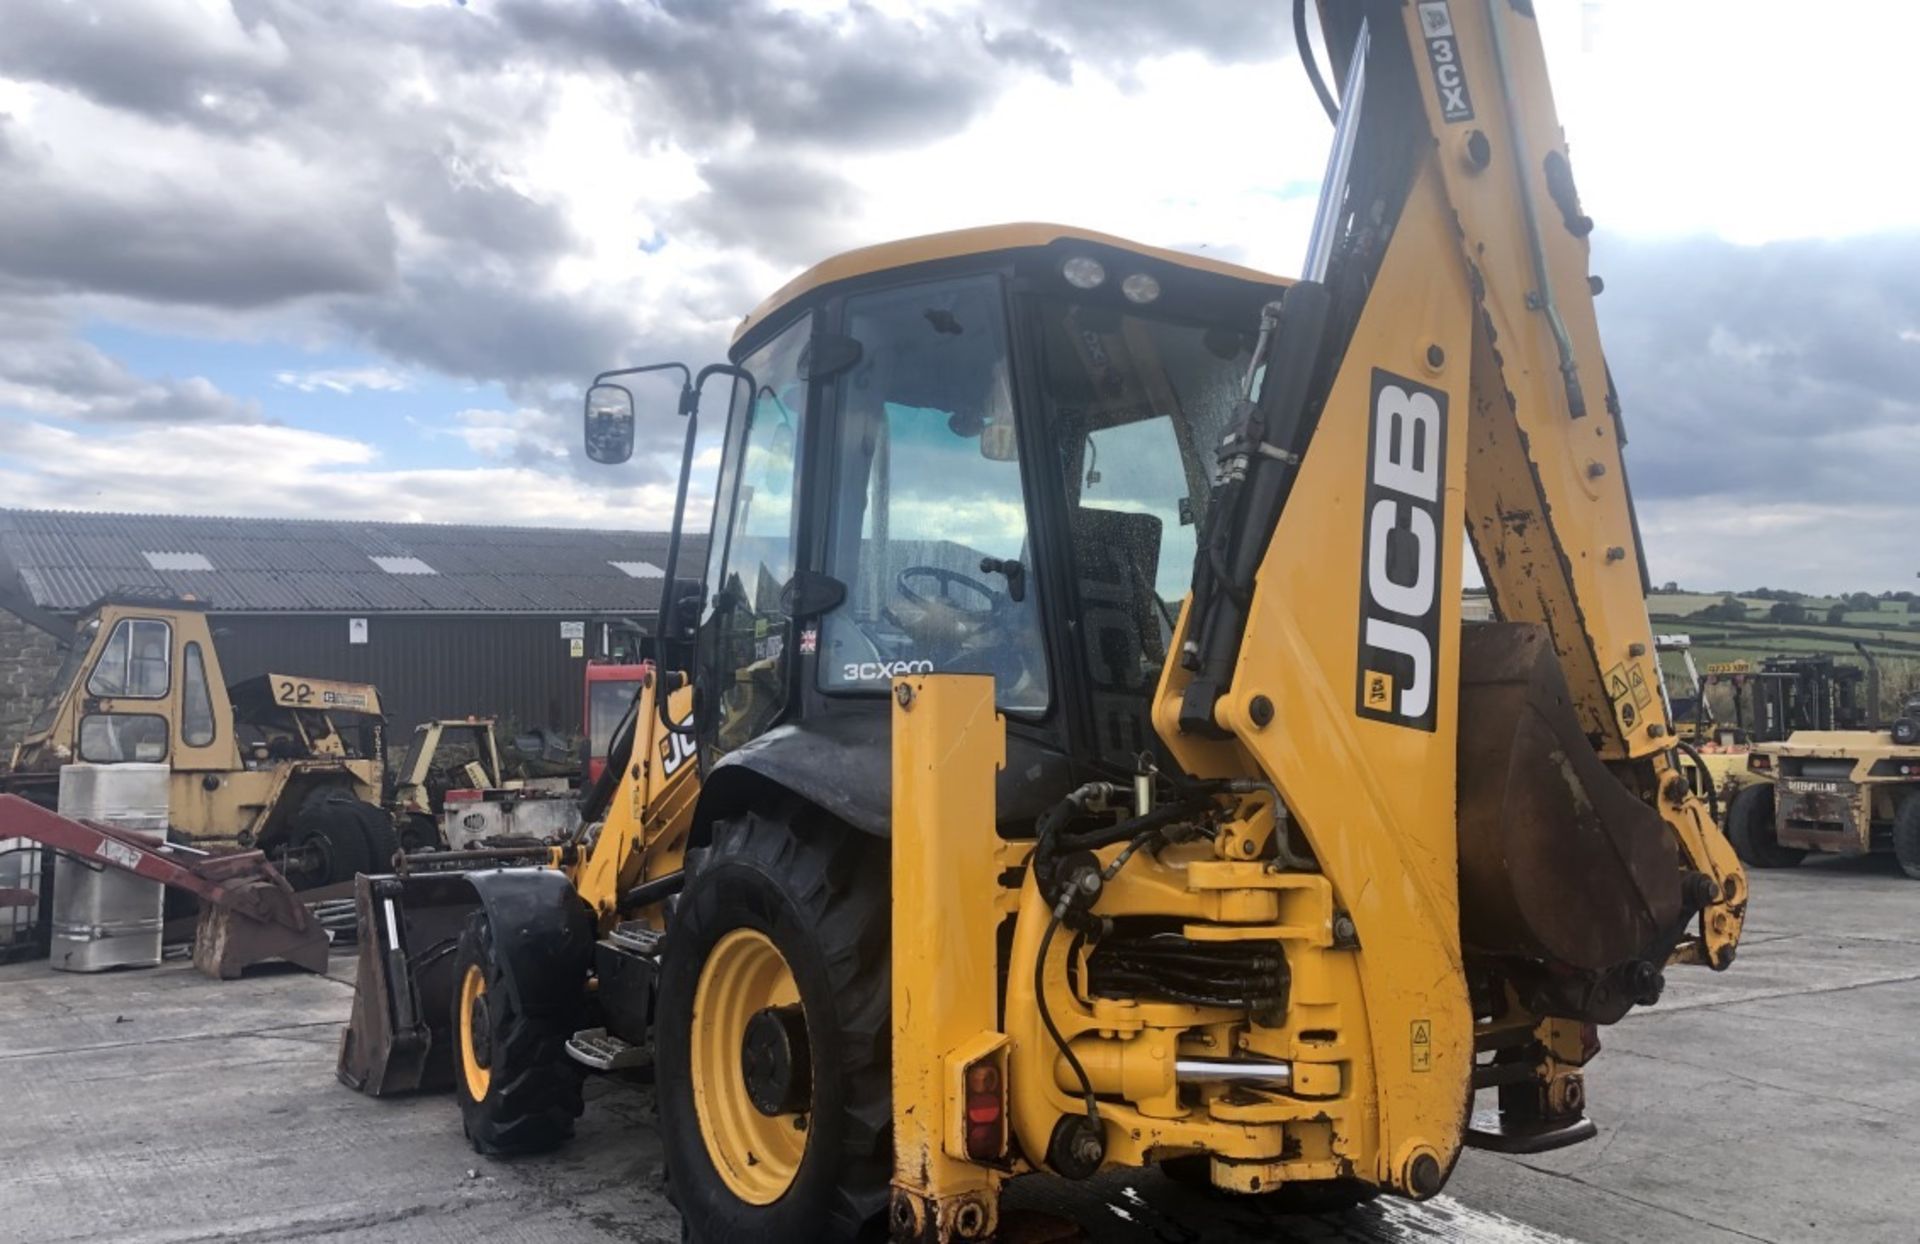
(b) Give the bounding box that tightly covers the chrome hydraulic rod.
[1301,20,1370,283]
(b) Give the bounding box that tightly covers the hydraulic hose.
[1036,911,1100,1123]
[1293,0,1338,122]
[1673,739,1721,825]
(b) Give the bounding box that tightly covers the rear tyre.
[452,910,585,1155]
[274,792,375,890]
[351,801,402,873]
[656,807,890,1244]
[1158,1156,1380,1213]
[1892,718,1920,747]
[1891,796,1920,881]
[1726,783,1803,869]
[399,813,441,854]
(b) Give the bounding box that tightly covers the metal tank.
[51,763,168,972]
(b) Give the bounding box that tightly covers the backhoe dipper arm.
[1152,0,1745,1190]
[1381,0,1747,969]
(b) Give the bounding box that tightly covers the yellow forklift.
[343,3,1746,1238]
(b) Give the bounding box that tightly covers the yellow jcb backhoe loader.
[341,3,1747,1238]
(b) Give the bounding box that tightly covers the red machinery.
[583,661,649,785]
[0,794,326,978]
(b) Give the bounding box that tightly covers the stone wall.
[0,608,63,755]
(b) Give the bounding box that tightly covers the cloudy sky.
[0,0,1914,592]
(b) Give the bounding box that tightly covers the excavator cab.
[593,231,1293,832]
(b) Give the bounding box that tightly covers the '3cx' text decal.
[1416,1,1475,123]
[1356,370,1447,732]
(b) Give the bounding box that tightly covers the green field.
[1645,597,1920,715]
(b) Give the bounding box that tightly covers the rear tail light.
[1748,754,1772,772]
[963,1059,1005,1161]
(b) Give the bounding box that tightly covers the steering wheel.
[894,566,1004,619]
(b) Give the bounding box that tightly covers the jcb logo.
[1356,370,1447,732]
[659,714,698,778]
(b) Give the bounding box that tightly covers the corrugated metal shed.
[0,509,706,615]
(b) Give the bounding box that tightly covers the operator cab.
[589,225,1288,823]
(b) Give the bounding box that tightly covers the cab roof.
[732,222,1290,346]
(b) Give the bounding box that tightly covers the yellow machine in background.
[4,596,395,889]
[344,3,1747,1239]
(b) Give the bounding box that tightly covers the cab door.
[696,313,813,756]
[73,611,175,767]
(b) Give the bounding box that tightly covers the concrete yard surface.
[1,855,1915,1243]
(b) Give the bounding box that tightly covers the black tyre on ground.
[1725,783,1803,869]
[452,909,586,1155]
[398,813,441,854]
[272,790,376,890]
[655,807,890,1244]
[349,800,402,873]
[1891,795,1920,881]
[1158,1155,1381,1214]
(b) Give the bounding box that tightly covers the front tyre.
[1725,783,1803,869]
[656,808,889,1244]
[1891,795,1920,880]
[453,910,585,1154]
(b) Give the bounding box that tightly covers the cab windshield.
[1035,295,1253,763]
[817,275,1050,711]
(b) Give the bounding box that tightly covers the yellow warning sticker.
[1364,669,1395,712]
[1411,1019,1432,1072]
[1604,662,1631,703]
[1627,664,1652,709]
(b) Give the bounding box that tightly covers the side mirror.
[584,383,636,464]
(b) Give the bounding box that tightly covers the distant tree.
[1828,604,1849,625]
[1659,580,1680,594]
[1769,601,1809,624]
[1747,587,1802,602]
[1691,594,1750,622]
[1847,591,1878,612]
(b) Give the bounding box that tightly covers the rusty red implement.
[0,793,328,978]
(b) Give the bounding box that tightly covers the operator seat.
[1068,506,1164,763]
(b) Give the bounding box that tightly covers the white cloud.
[0,418,697,528]
[273,366,412,395]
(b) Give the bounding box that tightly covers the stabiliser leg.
[888,675,1008,1243]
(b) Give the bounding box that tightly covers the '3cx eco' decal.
[1356,370,1447,732]
[1416,1,1476,123]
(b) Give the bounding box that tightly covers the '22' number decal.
[278,680,314,705]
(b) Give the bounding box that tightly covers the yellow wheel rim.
[458,962,492,1102]
[691,928,807,1204]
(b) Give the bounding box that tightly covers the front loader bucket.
[1457,623,1684,1021]
[336,871,481,1096]
[191,883,330,979]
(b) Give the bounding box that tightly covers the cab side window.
[181,642,216,747]
[87,618,172,699]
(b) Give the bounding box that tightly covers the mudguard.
[336,867,593,1097]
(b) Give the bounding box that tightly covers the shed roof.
[0,509,706,615]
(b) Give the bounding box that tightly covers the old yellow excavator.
[341,2,1747,1238]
